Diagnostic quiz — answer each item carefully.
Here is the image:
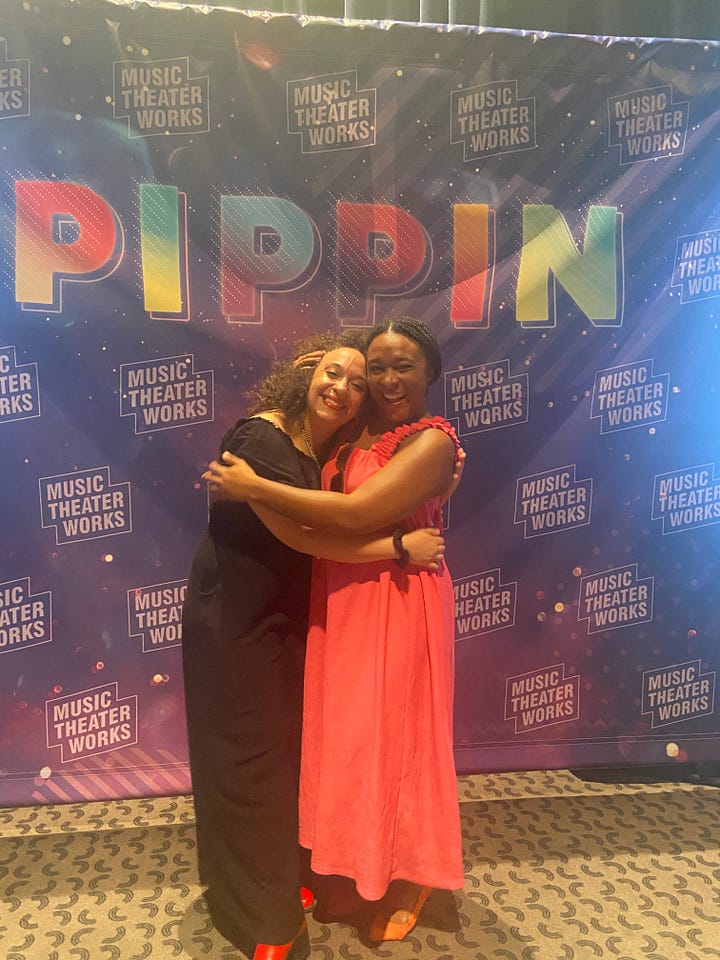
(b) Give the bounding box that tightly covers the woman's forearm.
[208,428,455,534]
[250,501,378,556]
[247,477,364,534]
[251,503,443,568]
[240,430,454,534]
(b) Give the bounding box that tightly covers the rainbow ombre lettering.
[516,205,623,327]
[336,201,430,325]
[451,204,495,328]
[15,181,122,310]
[220,196,319,321]
[140,184,187,318]
[13,181,625,331]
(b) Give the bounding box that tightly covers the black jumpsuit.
[182,418,318,957]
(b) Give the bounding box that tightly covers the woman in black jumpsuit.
[183,415,320,958]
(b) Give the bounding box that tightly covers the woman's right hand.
[202,451,259,501]
[293,349,326,370]
[402,527,445,571]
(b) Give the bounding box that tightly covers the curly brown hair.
[247,328,369,421]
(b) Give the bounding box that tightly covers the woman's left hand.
[403,527,445,571]
[441,447,466,504]
[202,451,259,501]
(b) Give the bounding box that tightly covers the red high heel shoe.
[252,920,307,960]
[300,886,315,912]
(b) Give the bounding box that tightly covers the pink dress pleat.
[299,417,465,901]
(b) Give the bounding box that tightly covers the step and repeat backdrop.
[1,0,719,805]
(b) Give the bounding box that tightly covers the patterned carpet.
[2,769,720,960]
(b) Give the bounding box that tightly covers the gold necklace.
[298,418,321,469]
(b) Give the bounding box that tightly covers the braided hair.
[365,316,442,385]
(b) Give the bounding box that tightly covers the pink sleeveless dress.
[299,417,464,901]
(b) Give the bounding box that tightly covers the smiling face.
[305,347,367,436]
[366,331,432,428]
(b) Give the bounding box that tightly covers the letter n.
[516,205,624,328]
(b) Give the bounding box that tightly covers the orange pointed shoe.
[252,920,307,960]
[300,886,315,912]
[369,886,432,942]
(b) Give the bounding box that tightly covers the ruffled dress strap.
[373,415,460,464]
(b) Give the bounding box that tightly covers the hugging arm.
[204,427,456,535]
[251,503,445,570]
[441,446,466,505]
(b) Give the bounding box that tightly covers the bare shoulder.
[395,424,456,461]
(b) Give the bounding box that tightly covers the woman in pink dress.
[205,317,464,941]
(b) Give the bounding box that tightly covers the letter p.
[336,202,430,325]
[220,196,318,322]
[15,181,121,310]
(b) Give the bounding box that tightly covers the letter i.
[140,184,189,319]
[451,204,495,328]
